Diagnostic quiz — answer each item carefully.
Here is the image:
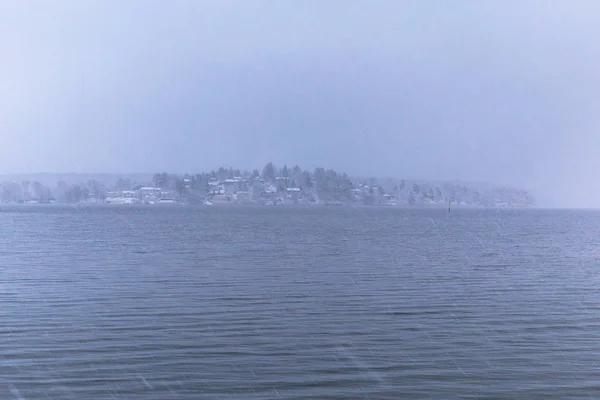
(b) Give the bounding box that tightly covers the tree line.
[0,162,536,206]
[152,162,356,202]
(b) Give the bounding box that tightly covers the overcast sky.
[2,1,600,206]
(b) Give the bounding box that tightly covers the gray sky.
[2,0,600,206]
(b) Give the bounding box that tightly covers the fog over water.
[2,1,600,207]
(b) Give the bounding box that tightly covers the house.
[264,183,277,194]
[208,181,224,195]
[285,187,302,203]
[139,187,161,203]
[105,190,138,204]
[223,179,240,195]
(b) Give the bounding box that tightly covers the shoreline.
[0,202,538,210]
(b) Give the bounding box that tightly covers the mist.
[2,1,600,207]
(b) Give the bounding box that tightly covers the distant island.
[0,163,536,207]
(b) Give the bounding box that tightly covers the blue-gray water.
[2,206,600,399]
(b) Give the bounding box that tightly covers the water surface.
[2,206,600,399]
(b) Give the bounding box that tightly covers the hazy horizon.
[0,170,544,205]
[2,1,600,207]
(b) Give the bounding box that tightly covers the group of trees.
[0,179,110,204]
[362,179,535,206]
[0,163,536,206]
[151,163,356,202]
[1,180,52,203]
[54,180,108,203]
[151,162,535,206]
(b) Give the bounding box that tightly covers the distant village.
[0,163,536,207]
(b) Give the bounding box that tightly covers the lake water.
[2,206,600,399]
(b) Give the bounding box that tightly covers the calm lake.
[2,206,600,399]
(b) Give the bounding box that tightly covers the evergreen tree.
[301,171,312,189]
[262,162,276,181]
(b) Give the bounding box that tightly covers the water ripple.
[2,206,600,399]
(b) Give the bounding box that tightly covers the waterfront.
[2,207,600,399]
[0,167,536,208]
